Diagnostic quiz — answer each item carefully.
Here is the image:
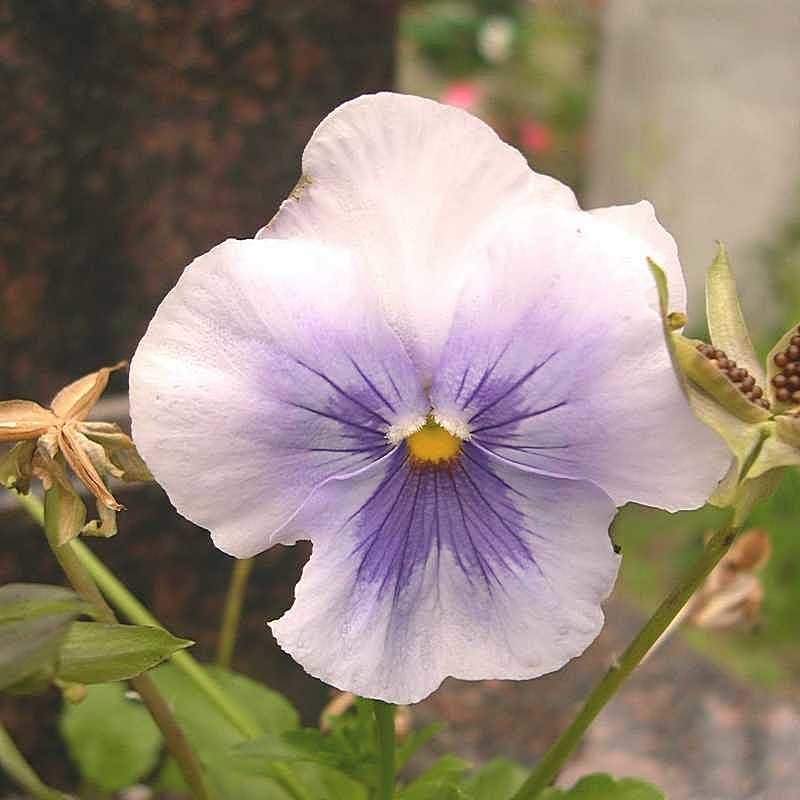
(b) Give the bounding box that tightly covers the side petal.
[429,208,730,511]
[270,445,619,704]
[130,238,428,558]
[258,92,578,381]
[590,201,686,317]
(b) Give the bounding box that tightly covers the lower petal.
[270,445,618,704]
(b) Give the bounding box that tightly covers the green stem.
[18,488,260,739]
[0,720,71,800]
[41,489,214,800]
[69,537,262,739]
[216,557,254,669]
[510,521,740,800]
[373,701,396,800]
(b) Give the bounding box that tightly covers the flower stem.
[41,489,214,800]
[0,721,72,800]
[216,557,254,669]
[373,700,396,800]
[17,488,260,738]
[510,520,740,800]
[69,536,262,739]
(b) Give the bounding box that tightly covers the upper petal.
[258,92,578,381]
[270,444,618,704]
[430,207,730,511]
[129,238,427,558]
[590,201,686,316]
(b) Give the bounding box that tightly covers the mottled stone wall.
[0,0,397,400]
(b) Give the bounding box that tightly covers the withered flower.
[0,363,151,543]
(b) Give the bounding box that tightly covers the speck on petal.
[270,444,619,704]
[129,238,428,558]
[258,92,579,382]
[429,207,730,512]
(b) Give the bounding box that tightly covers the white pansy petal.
[130,238,427,558]
[430,208,730,511]
[590,200,686,316]
[258,92,578,380]
[270,445,619,704]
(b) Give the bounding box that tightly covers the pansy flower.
[130,93,729,703]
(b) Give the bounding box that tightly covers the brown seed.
[716,357,730,370]
[741,375,756,390]
[729,368,746,382]
[713,348,727,360]
[789,375,800,389]
[789,345,800,360]
[777,388,792,402]
[696,342,705,352]
[786,363,799,376]
[773,374,788,388]
[708,359,719,369]
[727,359,737,369]
[791,336,800,348]
[758,398,772,409]
[775,353,789,368]
[793,390,800,404]
[752,386,764,399]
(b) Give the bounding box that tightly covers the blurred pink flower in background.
[440,81,483,111]
[520,119,554,154]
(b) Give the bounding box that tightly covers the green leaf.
[60,682,161,792]
[150,663,302,799]
[463,758,527,799]
[765,320,800,409]
[397,755,471,799]
[56,622,193,684]
[396,723,444,771]
[706,242,765,385]
[0,583,89,624]
[0,584,89,693]
[538,772,665,799]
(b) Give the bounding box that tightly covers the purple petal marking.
[350,444,538,599]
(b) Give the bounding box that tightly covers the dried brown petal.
[79,422,153,482]
[57,425,123,511]
[81,500,118,538]
[0,440,37,493]
[0,401,57,442]
[725,528,772,572]
[32,449,87,545]
[50,362,126,422]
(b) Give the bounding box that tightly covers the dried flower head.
[0,363,151,543]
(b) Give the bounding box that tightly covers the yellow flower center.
[407,418,462,467]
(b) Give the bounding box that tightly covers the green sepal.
[56,622,193,684]
[674,336,770,423]
[765,320,800,409]
[706,242,765,385]
[776,413,800,448]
